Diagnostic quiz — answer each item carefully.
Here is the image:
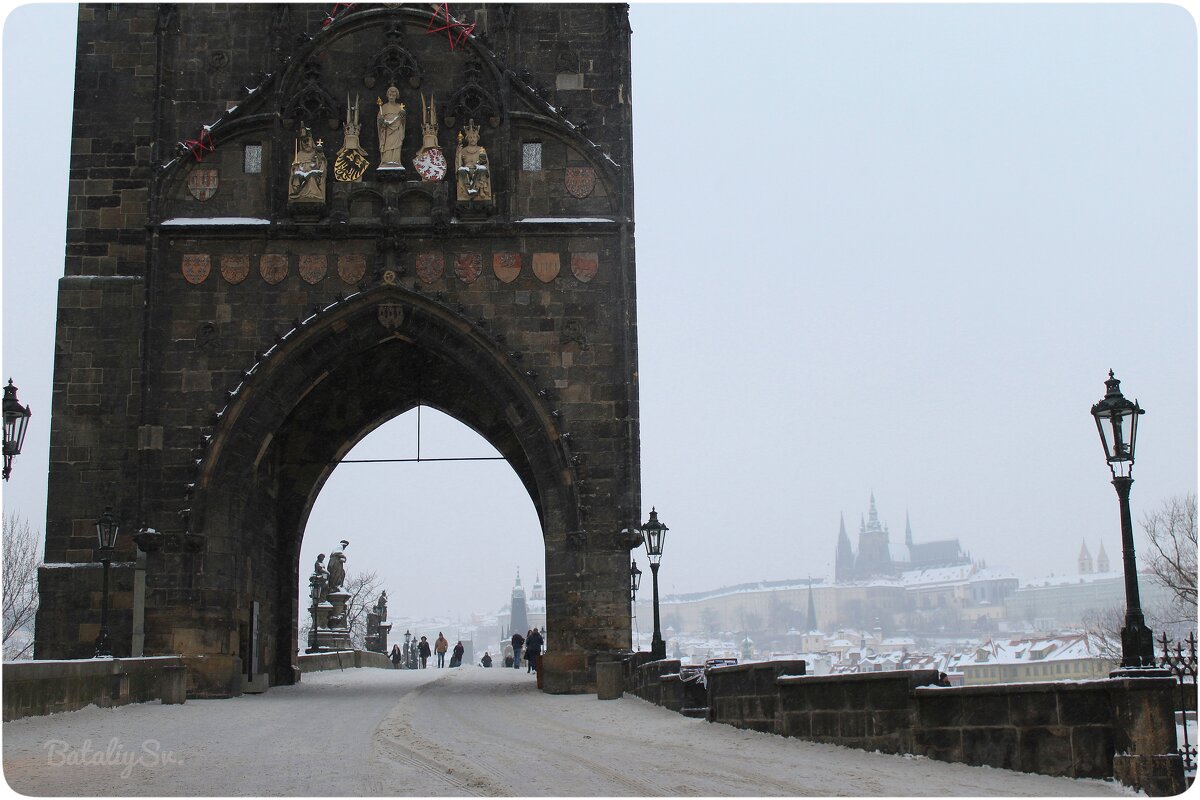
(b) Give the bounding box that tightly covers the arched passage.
[170,286,606,690]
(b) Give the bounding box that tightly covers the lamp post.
[629,560,642,602]
[2,379,32,481]
[640,507,668,660]
[1090,370,1155,671]
[94,506,119,658]
[404,630,412,669]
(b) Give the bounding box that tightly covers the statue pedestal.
[306,594,353,653]
[376,165,407,180]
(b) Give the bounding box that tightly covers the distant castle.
[835,493,970,582]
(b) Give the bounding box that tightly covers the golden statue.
[375,85,406,171]
[334,94,370,182]
[289,124,327,203]
[455,120,491,201]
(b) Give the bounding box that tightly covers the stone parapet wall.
[625,659,1183,796]
[297,649,393,673]
[708,660,807,732]
[3,656,186,721]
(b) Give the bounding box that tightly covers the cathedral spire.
[1078,540,1093,575]
[805,579,818,632]
[905,509,913,547]
[1096,541,1110,573]
[835,513,854,582]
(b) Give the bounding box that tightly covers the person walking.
[480,651,493,668]
[417,635,431,669]
[451,640,465,668]
[434,632,449,668]
[525,627,544,674]
[510,631,525,669]
[390,643,402,669]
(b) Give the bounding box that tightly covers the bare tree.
[1141,493,1197,624]
[343,570,384,649]
[3,512,41,660]
[1081,606,1123,661]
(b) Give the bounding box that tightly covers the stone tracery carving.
[282,57,340,130]
[443,56,500,129]
[363,22,422,90]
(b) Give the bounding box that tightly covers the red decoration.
[426,3,475,51]
[322,3,356,27]
[179,128,216,162]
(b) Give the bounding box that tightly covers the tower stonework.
[37,3,640,696]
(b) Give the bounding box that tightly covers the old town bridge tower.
[36,3,641,696]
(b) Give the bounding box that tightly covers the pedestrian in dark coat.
[511,631,525,670]
[417,636,431,669]
[390,644,403,668]
[451,640,465,667]
[480,652,493,668]
[525,627,544,674]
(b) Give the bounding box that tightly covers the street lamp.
[94,506,119,658]
[2,379,32,481]
[1090,370,1155,671]
[641,507,668,660]
[629,560,642,601]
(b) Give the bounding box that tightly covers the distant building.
[835,494,970,582]
[958,633,1114,685]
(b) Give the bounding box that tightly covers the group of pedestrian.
[384,630,539,672]
[509,627,544,674]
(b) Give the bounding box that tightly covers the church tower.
[855,493,893,576]
[1078,540,1094,574]
[1096,541,1110,573]
[835,513,855,582]
[510,570,529,636]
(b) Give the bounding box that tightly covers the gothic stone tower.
[36,3,640,696]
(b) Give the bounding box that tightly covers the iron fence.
[1158,631,1197,779]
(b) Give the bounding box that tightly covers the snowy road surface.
[3,666,1133,796]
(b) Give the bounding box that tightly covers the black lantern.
[1090,372,1156,671]
[629,560,642,598]
[1091,370,1144,479]
[2,379,32,481]
[641,507,669,660]
[94,505,119,657]
[642,508,667,562]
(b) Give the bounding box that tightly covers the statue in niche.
[334,94,370,182]
[309,554,329,605]
[455,120,491,201]
[288,124,327,203]
[375,85,406,173]
[326,541,348,593]
[412,94,447,181]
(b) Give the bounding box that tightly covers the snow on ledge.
[516,217,615,223]
[161,217,272,226]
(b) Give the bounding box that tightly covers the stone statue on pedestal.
[288,124,327,205]
[455,120,491,201]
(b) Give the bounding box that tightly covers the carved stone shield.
[454,252,482,284]
[299,254,328,285]
[532,252,561,283]
[570,252,598,283]
[564,167,595,199]
[187,168,219,201]
[377,304,404,330]
[182,254,211,285]
[337,254,367,284]
[415,252,444,284]
[413,148,448,182]
[220,254,250,284]
[492,252,521,284]
[260,253,288,285]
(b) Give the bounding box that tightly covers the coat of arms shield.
[564,167,595,199]
[532,252,561,283]
[187,168,219,201]
[415,252,444,284]
[454,252,482,284]
[377,304,404,330]
[492,253,521,284]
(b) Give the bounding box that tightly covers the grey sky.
[3,4,1196,625]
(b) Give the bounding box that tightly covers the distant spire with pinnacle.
[1096,541,1110,573]
[1078,540,1093,575]
[805,580,818,632]
[905,510,913,547]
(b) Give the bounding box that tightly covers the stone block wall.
[776,669,940,753]
[707,660,808,732]
[3,656,186,721]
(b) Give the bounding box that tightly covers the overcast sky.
[3,4,1196,627]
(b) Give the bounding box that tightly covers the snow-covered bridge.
[3,667,1128,796]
